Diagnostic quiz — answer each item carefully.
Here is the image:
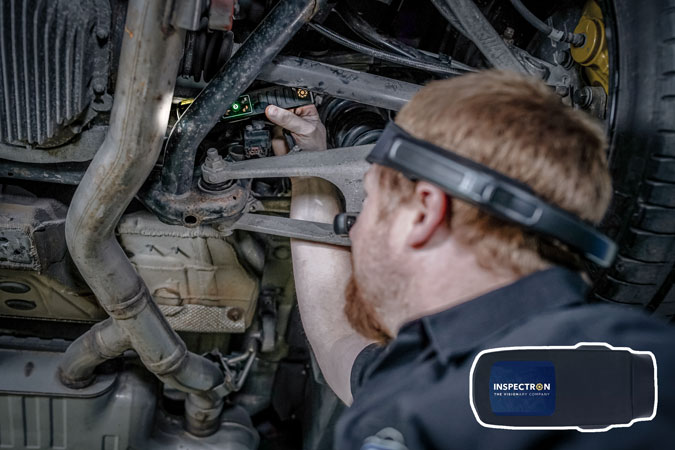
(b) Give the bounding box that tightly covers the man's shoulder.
[340,302,675,450]
[495,301,674,347]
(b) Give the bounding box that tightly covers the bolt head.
[201,149,228,186]
[554,50,575,69]
[555,85,570,97]
[227,308,243,321]
[93,80,106,95]
[573,87,593,108]
[95,27,109,40]
[206,148,220,160]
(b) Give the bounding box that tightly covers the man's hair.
[379,70,612,275]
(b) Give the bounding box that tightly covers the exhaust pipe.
[60,0,324,438]
[58,0,226,436]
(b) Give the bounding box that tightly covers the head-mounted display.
[334,121,617,268]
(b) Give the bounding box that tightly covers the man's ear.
[405,181,450,248]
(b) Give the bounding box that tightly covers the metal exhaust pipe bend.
[58,0,226,436]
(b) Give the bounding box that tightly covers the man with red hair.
[265,70,675,449]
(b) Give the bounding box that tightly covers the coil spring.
[320,98,387,148]
[180,29,234,82]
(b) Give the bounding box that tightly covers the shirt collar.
[400,266,589,363]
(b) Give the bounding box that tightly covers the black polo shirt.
[335,267,675,450]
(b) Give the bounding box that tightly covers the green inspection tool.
[223,95,253,119]
[222,86,314,121]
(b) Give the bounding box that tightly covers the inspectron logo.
[492,383,551,391]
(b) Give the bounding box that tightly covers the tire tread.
[595,0,675,315]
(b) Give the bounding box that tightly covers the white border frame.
[468,342,658,432]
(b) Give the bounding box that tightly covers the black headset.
[334,121,617,268]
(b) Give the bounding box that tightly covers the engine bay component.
[159,0,324,197]
[0,192,261,329]
[0,189,105,321]
[244,121,272,158]
[141,177,250,226]
[200,148,234,190]
[142,0,325,230]
[0,0,111,147]
[117,212,259,333]
[0,192,67,272]
[180,29,234,82]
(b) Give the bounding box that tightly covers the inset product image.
[470,343,657,431]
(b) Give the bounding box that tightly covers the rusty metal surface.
[139,178,250,227]
[0,193,68,272]
[0,229,35,268]
[0,191,103,322]
[59,1,227,435]
[159,0,322,197]
[117,211,258,331]
[208,0,236,31]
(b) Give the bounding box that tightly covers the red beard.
[344,274,392,345]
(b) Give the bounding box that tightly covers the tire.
[592,0,675,317]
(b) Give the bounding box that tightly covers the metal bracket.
[211,145,371,245]
[232,214,350,246]
[208,0,236,31]
[213,347,258,394]
[434,0,527,73]
[220,144,372,212]
[258,289,278,353]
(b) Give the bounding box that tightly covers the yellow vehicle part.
[570,0,609,94]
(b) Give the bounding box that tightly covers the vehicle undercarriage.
[0,0,673,448]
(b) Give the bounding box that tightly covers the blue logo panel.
[489,361,556,416]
